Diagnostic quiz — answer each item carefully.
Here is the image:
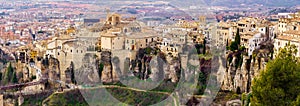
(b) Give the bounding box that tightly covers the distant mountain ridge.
[86,0,300,7]
[206,0,300,7]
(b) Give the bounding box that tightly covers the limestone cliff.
[221,52,269,93]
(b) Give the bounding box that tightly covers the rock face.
[98,48,181,83]
[221,53,268,93]
[100,51,118,83]
[37,56,61,81]
[75,53,100,84]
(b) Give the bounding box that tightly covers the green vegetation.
[150,80,177,93]
[70,62,76,85]
[22,92,53,106]
[251,43,300,106]
[2,62,17,85]
[241,93,252,106]
[236,53,243,68]
[195,71,207,95]
[198,54,213,60]
[203,37,206,54]
[98,63,104,79]
[145,47,152,54]
[0,72,2,81]
[43,90,88,106]
[42,88,169,106]
[226,29,246,68]
[229,29,241,51]
[12,71,18,83]
[106,88,169,105]
[213,91,241,104]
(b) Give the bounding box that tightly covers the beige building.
[159,37,181,57]
[217,21,234,46]
[125,29,158,51]
[99,13,159,52]
[274,12,300,57]
[274,30,300,57]
[100,28,125,51]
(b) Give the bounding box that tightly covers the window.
[70,50,72,53]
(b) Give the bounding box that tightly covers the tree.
[0,72,2,81]
[98,63,104,79]
[226,39,229,47]
[251,43,300,106]
[3,63,13,84]
[11,71,18,83]
[203,37,206,54]
[235,28,240,45]
[229,41,239,51]
[229,29,241,51]
[70,62,76,84]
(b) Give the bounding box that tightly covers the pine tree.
[0,72,2,81]
[235,28,240,45]
[251,43,300,105]
[203,37,206,54]
[70,62,76,84]
[229,29,241,51]
[3,63,13,84]
[11,71,18,83]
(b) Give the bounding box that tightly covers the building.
[274,12,300,57]
[240,32,266,56]
[99,13,159,52]
[274,30,300,57]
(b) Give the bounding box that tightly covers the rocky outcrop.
[41,57,60,81]
[97,48,181,83]
[222,53,269,93]
[100,51,118,83]
[75,53,100,84]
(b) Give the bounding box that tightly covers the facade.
[100,13,159,52]
[217,21,234,46]
[274,13,300,57]
[241,32,266,56]
[274,30,300,57]
[159,37,181,57]
[125,31,158,51]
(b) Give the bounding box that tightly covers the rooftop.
[276,35,300,42]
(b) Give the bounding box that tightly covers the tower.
[199,16,206,24]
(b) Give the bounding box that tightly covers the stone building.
[100,13,159,52]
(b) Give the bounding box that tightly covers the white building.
[241,32,266,56]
